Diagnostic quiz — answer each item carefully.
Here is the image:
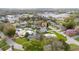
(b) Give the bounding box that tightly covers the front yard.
[70,44,79,51]
[15,37,28,45]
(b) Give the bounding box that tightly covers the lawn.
[70,44,79,51]
[75,37,79,41]
[47,30,53,34]
[15,37,28,45]
[0,40,10,51]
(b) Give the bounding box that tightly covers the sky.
[0,0,79,8]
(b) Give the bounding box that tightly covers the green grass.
[1,45,10,51]
[70,44,79,51]
[15,37,28,45]
[0,40,6,48]
[0,40,10,51]
[75,37,79,41]
[13,48,23,51]
[53,31,67,41]
[47,30,53,34]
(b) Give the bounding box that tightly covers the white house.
[6,15,19,23]
[40,27,47,32]
[19,21,27,28]
[44,34,56,38]
[27,31,41,40]
[16,28,26,37]
[0,17,6,22]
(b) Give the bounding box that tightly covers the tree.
[24,32,29,38]
[0,23,4,31]
[62,16,76,29]
[19,15,30,21]
[3,23,16,37]
[23,39,43,51]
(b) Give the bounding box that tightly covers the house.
[16,28,34,37]
[55,13,70,20]
[0,17,6,23]
[27,31,41,40]
[44,34,56,38]
[16,28,26,37]
[19,21,27,28]
[5,15,19,23]
[40,27,47,32]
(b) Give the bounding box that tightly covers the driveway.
[6,38,24,50]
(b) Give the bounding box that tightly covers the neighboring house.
[44,34,56,38]
[19,21,27,28]
[5,15,19,23]
[16,28,26,37]
[16,28,34,37]
[27,31,41,40]
[40,27,47,32]
[0,17,6,22]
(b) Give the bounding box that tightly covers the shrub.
[62,16,76,29]
[65,29,76,36]
[44,37,70,51]
[24,32,29,38]
[53,31,67,41]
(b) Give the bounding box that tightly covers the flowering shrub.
[65,29,76,36]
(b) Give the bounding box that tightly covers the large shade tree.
[62,16,76,29]
[3,23,16,37]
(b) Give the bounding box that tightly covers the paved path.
[60,32,79,45]
[6,47,12,51]
[6,38,24,51]
[0,48,2,51]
